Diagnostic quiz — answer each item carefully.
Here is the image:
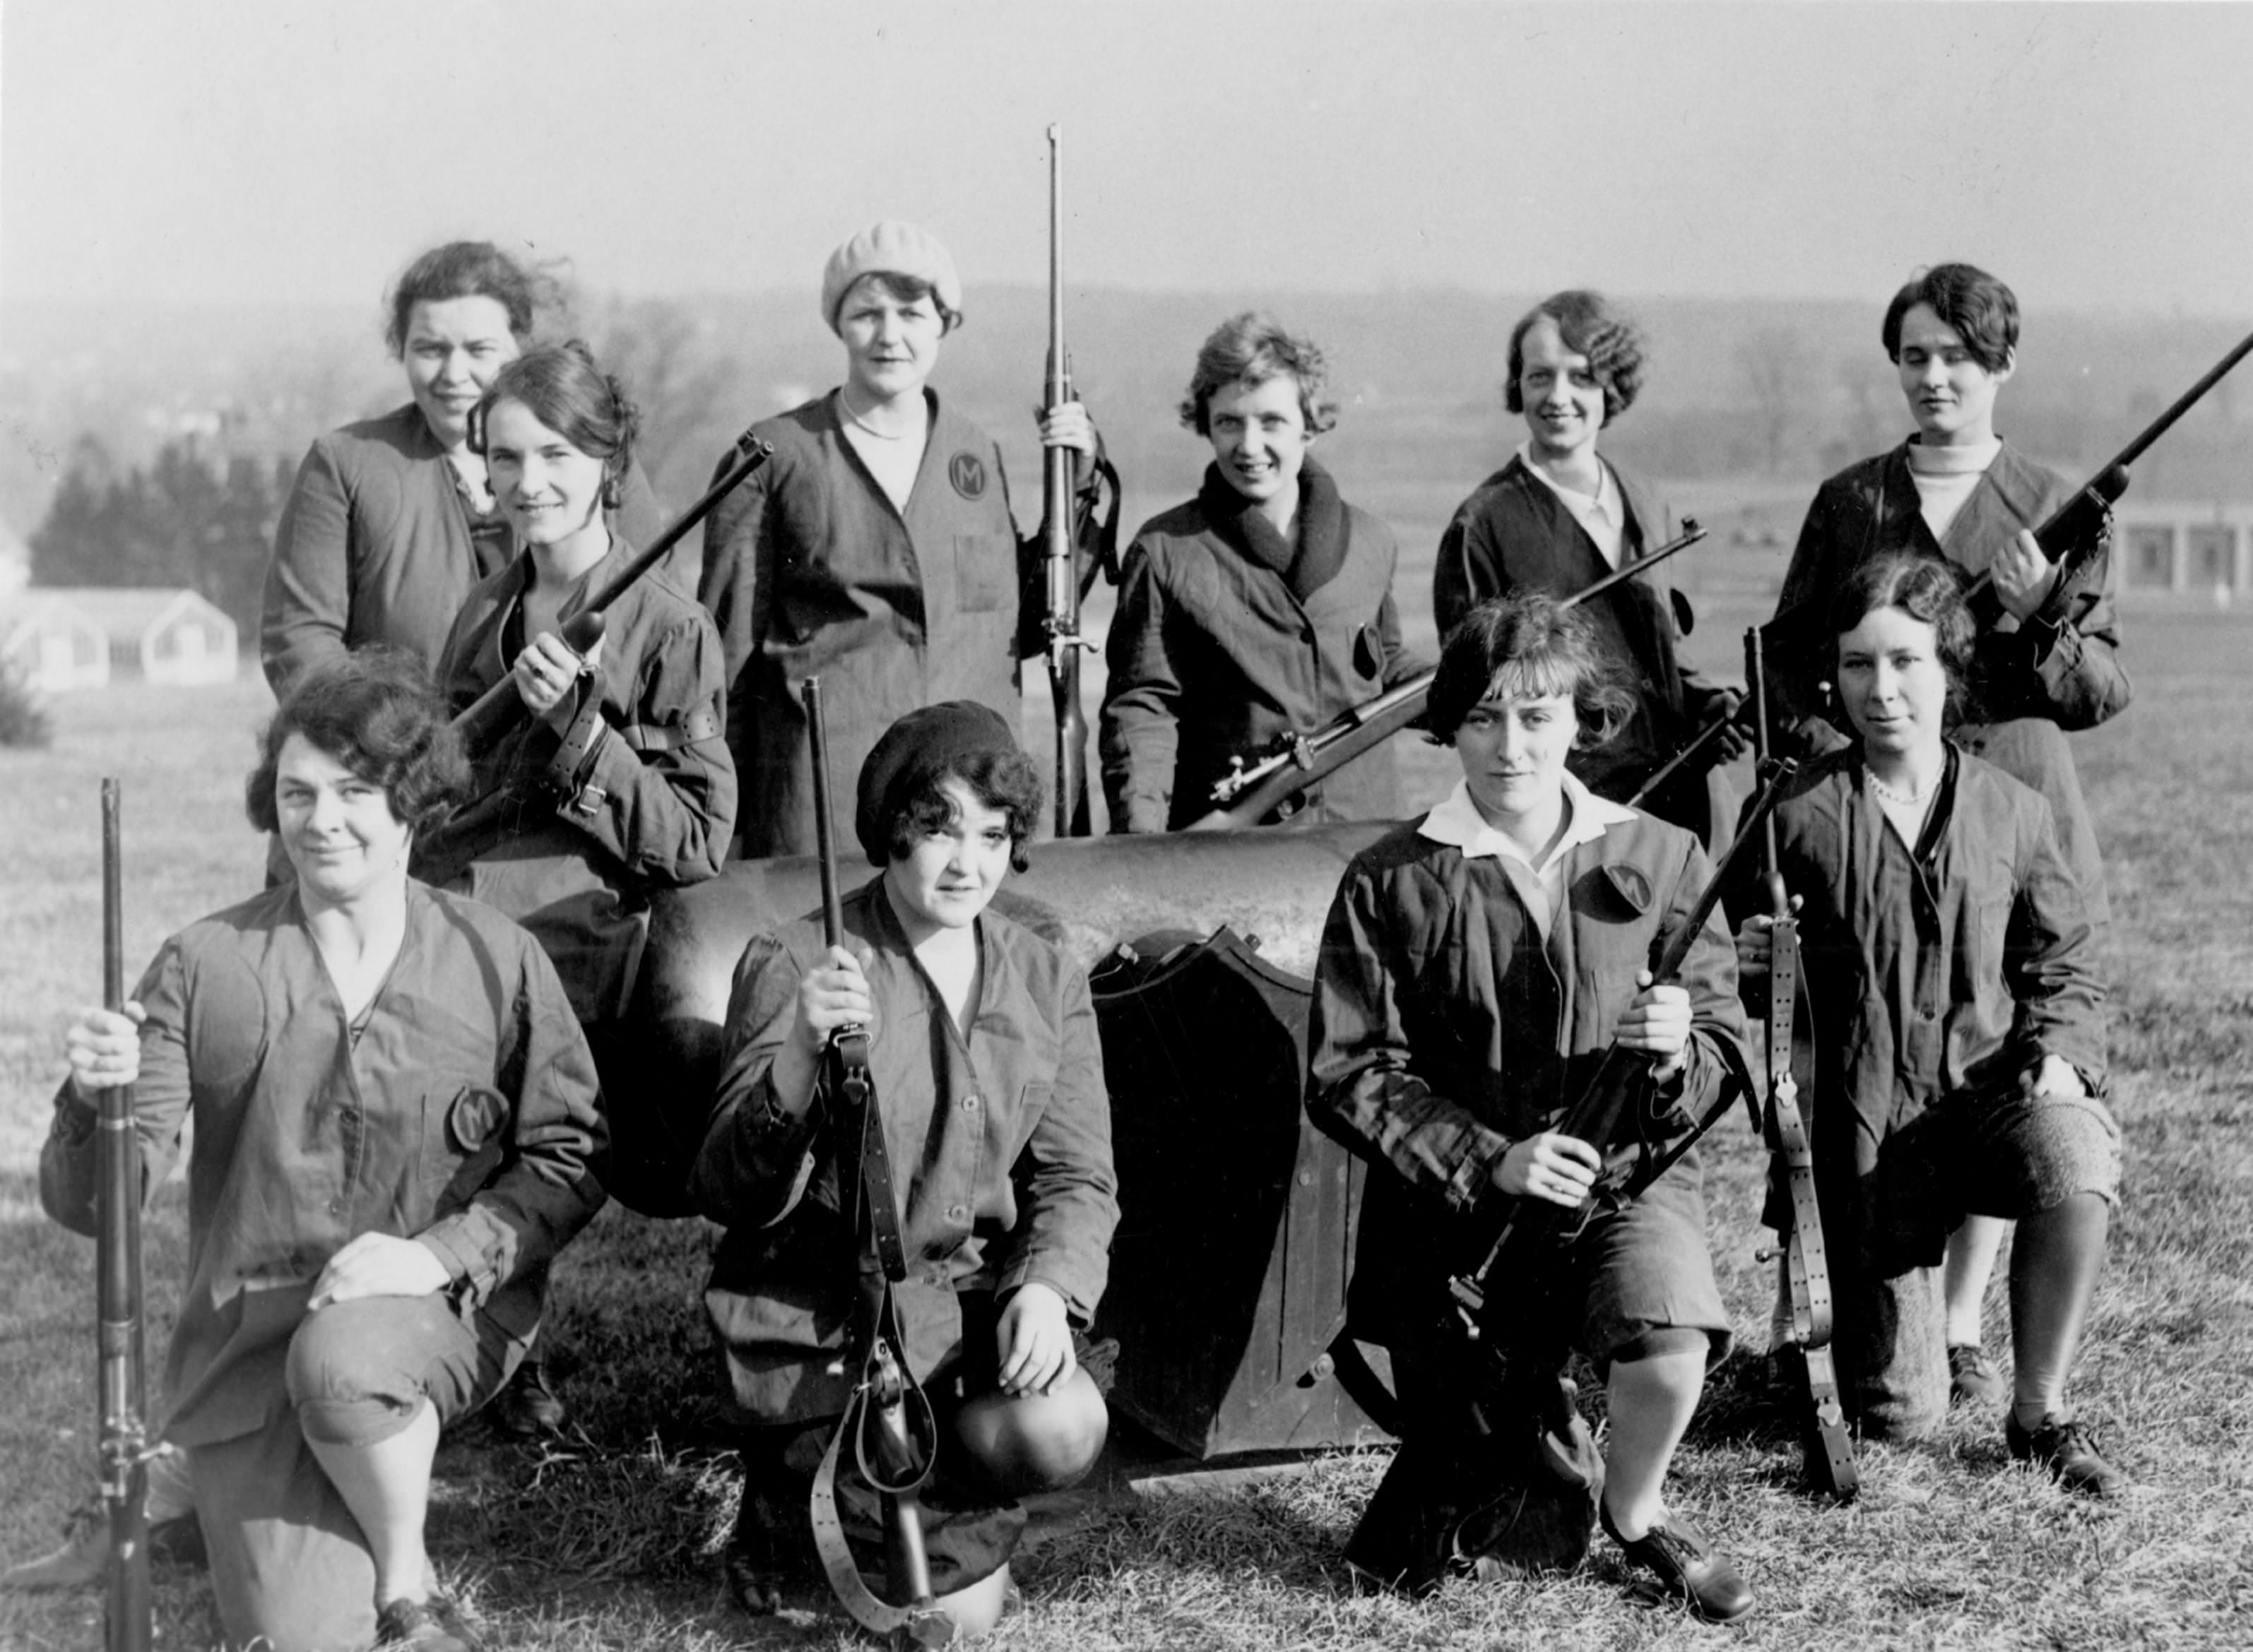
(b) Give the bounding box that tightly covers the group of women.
[23,228,2132,1647]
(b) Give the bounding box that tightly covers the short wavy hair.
[244,651,471,836]
[472,340,640,509]
[1881,263,2018,374]
[1505,290,1646,424]
[1178,311,1340,436]
[884,747,1046,874]
[384,240,557,358]
[1826,552,1980,725]
[1427,592,1636,749]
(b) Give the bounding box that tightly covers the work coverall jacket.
[1101,459,1422,832]
[1307,780,1749,1352]
[1432,454,1736,812]
[38,881,608,1448]
[698,391,1033,860]
[260,402,666,698]
[1769,438,2131,925]
[422,539,735,1022]
[693,878,1119,1424]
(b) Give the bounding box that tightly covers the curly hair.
[1504,290,1646,424]
[1427,592,1636,749]
[384,241,557,357]
[1178,311,1340,436]
[1881,263,2018,374]
[471,340,639,509]
[1826,552,1980,725]
[884,747,1046,874]
[244,651,471,836]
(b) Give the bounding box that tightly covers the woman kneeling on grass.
[692,702,1118,1639]
[1738,552,2124,1490]
[1309,592,1755,1622]
[43,655,608,1652]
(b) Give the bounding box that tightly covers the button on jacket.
[697,391,1031,859]
[693,878,1118,1423]
[1307,795,1749,1347]
[39,882,608,1448]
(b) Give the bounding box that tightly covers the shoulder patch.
[948,452,988,499]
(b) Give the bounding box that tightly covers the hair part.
[244,650,471,836]
[384,241,557,358]
[1881,263,2018,374]
[469,340,639,508]
[1426,592,1635,749]
[1505,290,1646,423]
[1826,551,1980,723]
[883,747,1046,874]
[1178,311,1340,436]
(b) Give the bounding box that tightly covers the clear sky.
[5,1,2251,316]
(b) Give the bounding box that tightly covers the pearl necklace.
[1864,766,1934,807]
[839,393,921,442]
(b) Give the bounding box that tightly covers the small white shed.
[35,588,240,686]
[1,590,112,690]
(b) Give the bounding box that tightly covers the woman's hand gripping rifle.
[1448,756,1790,1351]
[799,679,954,1649]
[1739,628,1857,1501]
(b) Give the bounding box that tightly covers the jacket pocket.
[954,533,1016,614]
[1353,619,1385,683]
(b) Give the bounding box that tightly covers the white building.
[1,587,240,690]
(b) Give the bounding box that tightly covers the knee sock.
[2009,1192,2109,1428]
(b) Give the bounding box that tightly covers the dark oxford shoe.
[1600,1502,1755,1623]
[2007,1411,2129,1498]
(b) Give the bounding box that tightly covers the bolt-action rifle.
[1194,518,1709,831]
[97,780,153,1652]
[1346,761,1781,1593]
[447,432,772,759]
[799,679,955,1650]
[1643,323,2253,799]
[1039,123,1095,840]
[1742,629,1857,1501]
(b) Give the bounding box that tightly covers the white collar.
[1418,771,1635,873]
[1517,442,1620,525]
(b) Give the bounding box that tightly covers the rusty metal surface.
[637,821,1395,1031]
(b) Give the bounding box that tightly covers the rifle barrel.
[98,779,152,1652]
[451,434,772,754]
[803,678,846,947]
[1042,121,1087,838]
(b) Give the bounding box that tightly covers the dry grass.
[4,602,2249,1651]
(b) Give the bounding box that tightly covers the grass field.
[3,584,2249,1650]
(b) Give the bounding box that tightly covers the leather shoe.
[1948,1343,2004,1408]
[2006,1411,2128,1498]
[1599,1502,1754,1622]
[491,1356,566,1439]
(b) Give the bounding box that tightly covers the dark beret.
[855,701,1021,864]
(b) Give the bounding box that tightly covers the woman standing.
[1432,290,1742,845]
[1099,312,1424,831]
[1737,554,2122,1490]
[261,241,665,698]
[697,221,1108,858]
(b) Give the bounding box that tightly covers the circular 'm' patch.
[948,453,988,499]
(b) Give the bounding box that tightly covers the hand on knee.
[952,1369,1108,1497]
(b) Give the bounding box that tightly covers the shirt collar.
[1418,770,1635,872]
[1517,442,1621,527]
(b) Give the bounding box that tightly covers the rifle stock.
[98,779,152,1652]
[1198,519,1708,829]
[450,432,773,756]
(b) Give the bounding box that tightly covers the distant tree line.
[28,434,294,633]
